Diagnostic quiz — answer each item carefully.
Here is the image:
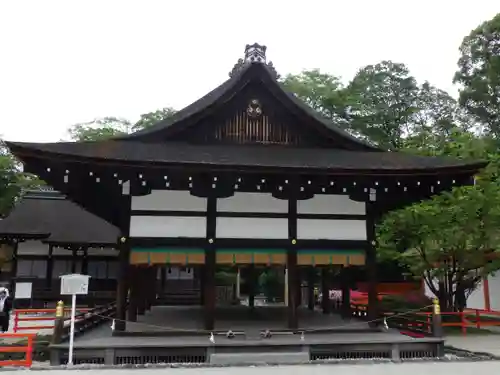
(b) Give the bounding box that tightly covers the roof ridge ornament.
[229,43,279,79]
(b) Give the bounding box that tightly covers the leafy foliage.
[67,117,132,141]
[0,141,44,217]
[281,70,350,130]
[454,13,500,138]
[68,108,177,141]
[377,183,500,311]
[132,107,177,132]
[347,61,419,149]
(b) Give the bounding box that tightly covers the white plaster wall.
[297,219,366,240]
[297,195,366,215]
[131,190,207,211]
[217,193,287,213]
[467,280,486,310]
[488,272,500,311]
[166,266,194,280]
[130,216,206,238]
[216,217,288,239]
[17,241,49,255]
[424,278,439,299]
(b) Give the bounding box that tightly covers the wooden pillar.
[284,267,288,306]
[248,265,256,309]
[366,201,379,326]
[340,266,351,319]
[46,245,54,289]
[10,241,19,294]
[287,189,298,328]
[199,265,205,305]
[307,267,315,311]
[81,248,88,275]
[71,248,77,273]
[137,267,147,315]
[204,195,217,330]
[115,189,132,331]
[321,267,330,314]
[295,268,302,307]
[127,266,139,322]
[287,251,298,328]
[160,266,166,294]
[236,267,241,299]
[146,266,156,311]
[115,235,130,331]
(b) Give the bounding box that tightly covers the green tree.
[281,69,350,129]
[454,13,500,138]
[347,61,420,149]
[132,107,177,132]
[377,182,500,312]
[68,117,132,141]
[67,108,177,141]
[0,141,44,217]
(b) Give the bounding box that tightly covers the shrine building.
[5,43,486,331]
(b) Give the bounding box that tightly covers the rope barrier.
[87,304,435,333]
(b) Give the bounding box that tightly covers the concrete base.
[210,352,310,365]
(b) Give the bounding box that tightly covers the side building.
[0,189,198,306]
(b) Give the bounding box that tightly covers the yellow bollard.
[52,301,65,344]
[431,297,443,340]
[55,300,64,318]
[433,298,441,315]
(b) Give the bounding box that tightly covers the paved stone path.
[13,362,500,374]
[446,335,500,357]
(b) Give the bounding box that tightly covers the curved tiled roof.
[5,140,487,175]
[0,190,119,246]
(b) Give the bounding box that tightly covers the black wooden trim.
[82,247,88,274]
[46,245,53,288]
[10,241,19,293]
[206,198,217,239]
[288,198,297,239]
[15,254,117,261]
[131,209,365,220]
[44,240,118,248]
[129,237,366,249]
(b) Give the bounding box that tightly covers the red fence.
[13,308,90,333]
[0,333,34,367]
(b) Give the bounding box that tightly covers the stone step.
[209,351,309,365]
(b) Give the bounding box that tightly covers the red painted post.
[13,311,19,333]
[25,335,33,367]
[460,311,466,335]
[476,309,481,329]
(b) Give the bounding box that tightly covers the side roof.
[0,190,119,246]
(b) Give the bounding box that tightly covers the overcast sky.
[1,0,499,143]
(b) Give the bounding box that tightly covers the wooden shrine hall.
[0,189,120,306]
[5,43,486,332]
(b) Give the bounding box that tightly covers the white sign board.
[60,274,91,296]
[14,282,32,299]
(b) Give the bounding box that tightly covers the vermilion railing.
[13,308,90,333]
[350,301,500,336]
[0,333,34,367]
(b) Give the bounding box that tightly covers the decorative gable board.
[170,82,328,147]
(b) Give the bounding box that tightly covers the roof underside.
[6,140,486,175]
[0,191,119,245]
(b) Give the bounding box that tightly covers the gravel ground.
[5,361,500,374]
